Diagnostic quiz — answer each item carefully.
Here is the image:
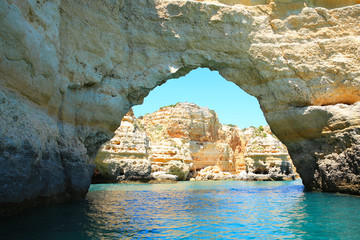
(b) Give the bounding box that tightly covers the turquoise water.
[1,180,360,239]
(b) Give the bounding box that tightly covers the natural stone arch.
[0,0,359,215]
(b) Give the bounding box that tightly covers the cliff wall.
[93,109,151,182]
[243,126,295,177]
[141,103,237,174]
[94,103,295,181]
[1,0,359,214]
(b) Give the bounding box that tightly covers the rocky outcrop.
[275,104,360,194]
[95,103,295,181]
[152,172,179,181]
[243,126,296,179]
[93,159,152,182]
[142,103,220,142]
[1,0,360,214]
[195,165,235,181]
[218,125,247,173]
[152,160,190,181]
[141,103,238,175]
[93,109,151,182]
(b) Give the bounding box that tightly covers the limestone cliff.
[93,109,151,182]
[1,0,360,214]
[94,103,295,181]
[243,126,295,178]
[141,103,237,175]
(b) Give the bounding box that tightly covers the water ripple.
[1,180,360,239]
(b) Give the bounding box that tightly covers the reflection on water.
[1,180,360,239]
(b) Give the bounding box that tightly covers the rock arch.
[0,0,359,214]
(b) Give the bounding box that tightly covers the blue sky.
[132,68,267,129]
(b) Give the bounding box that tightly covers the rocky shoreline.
[93,103,297,183]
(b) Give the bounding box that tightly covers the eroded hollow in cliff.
[93,68,298,183]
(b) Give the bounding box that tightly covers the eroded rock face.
[1,0,360,214]
[275,103,360,194]
[157,160,190,180]
[243,126,295,178]
[96,103,295,181]
[195,165,235,181]
[142,103,221,142]
[93,109,151,182]
[94,104,294,181]
[141,103,237,174]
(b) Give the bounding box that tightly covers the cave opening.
[133,68,266,129]
[93,68,298,183]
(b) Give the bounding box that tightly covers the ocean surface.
[1,180,360,239]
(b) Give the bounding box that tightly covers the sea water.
[1,180,360,239]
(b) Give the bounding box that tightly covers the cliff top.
[194,0,360,8]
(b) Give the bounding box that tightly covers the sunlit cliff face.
[197,0,360,8]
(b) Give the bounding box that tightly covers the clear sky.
[132,68,267,129]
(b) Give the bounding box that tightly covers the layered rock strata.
[93,109,151,182]
[94,103,295,181]
[141,103,242,173]
[141,104,295,180]
[1,0,360,214]
[243,126,296,179]
[140,103,239,176]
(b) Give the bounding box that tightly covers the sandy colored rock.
[96,104,294,182]
[139,103,295,180]
[153,160,190,181]
[142,103,221,142]
[141,103,238,173]
[192,125,296,181]
[95,159,152,182]
[195,166,235,181]
[152,172,179,181]
[1,0,360,214]
[218,125,247,173]
[243,126,295,176]
[94,109,151,181]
